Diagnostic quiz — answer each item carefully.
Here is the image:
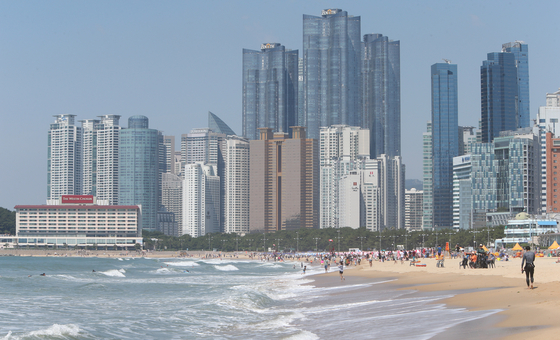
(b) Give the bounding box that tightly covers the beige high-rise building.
[250,127,318,233]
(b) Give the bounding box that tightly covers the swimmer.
[40,273,46,276]
[92,270,96,272]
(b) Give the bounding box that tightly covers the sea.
[0,256,501,340]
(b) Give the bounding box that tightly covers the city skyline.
[1,1,559,209]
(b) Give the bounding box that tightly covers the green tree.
[0,207,16,235]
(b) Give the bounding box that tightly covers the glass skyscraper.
[242,43,298,140]
[480,52,518,142]
[302,9,361,140]
[362,33,400,159]
[502,41,530,129]
[118,116,160,231]
[431,63,459,229]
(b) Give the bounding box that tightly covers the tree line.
[142,226,505,252]
[0,207,15,235]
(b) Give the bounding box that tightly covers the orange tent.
[511,243,523,251]
[548,241,560,250]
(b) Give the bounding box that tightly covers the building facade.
[183,163,220,237]
[537,89,560,213]
[453,154,472,229]
[302,9,361,140]
[502,41,530,129]
[249,127,318,232]
[405,188,423,231]
[431,62,459,229]
[422,122,433,229]
[47,114,82,200]
[242,43,298,140]
[224,136,250,234]
[15,195,141,250]
[480,52,518,143]
[118,116,160,231]
[362,33,400,159]
[161,173,183,235]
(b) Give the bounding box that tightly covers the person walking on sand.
[521,245,536,289]
[338,262,345,281]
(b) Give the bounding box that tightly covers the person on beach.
[521,245,536,289]
[302,265,307,275]
[338,263,345,281]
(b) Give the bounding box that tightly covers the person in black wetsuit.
[521,245,536,289]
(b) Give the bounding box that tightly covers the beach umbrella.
[511,243,523,251]
[548,241,560,250]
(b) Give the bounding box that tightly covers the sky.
[1,0,559,210]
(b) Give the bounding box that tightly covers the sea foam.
[3,324,81,339]
[100,269,125,277]
[214,264,239,271]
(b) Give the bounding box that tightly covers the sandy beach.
[3,248,559,339]
[314,255,560,339]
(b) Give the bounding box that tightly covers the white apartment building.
[537,89,560,213]
[224,136,250,234]
[48,114,82,200]
[405,188,423,231]
[183,163,220,237]
[319,125,370,229]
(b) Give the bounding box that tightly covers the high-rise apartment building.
[302,9,361,139]
[47,114,82,200]
[471,128,540,215]
[163,135,175,175]
[319,125,369,229]
[250,127,318,232]
[537,89,560,213]
[242,43,298,140]
[453,155,472,229]
[362,33,400,159]
[502,41,530,129]
[422,122,433,229]
[405,188,423,231]
[546,132,560,213]
[224,136,250,234]
[161,173,183,234]
[183,163,220,237]
[180,128,227,231]
[118,116,160,231]
[480,52,519,142]
[458,126,477,156]
[431,62,459,229]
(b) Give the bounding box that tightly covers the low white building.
[495,213,559,247]
[14,195,142,249]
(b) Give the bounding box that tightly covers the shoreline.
[309,256,560,339]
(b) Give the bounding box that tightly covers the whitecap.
[156,268,172,274]
[163,261,200,267]
[117,258,124,261]
[4,324,81,339]
[100,269,125,277]
[214,265,239,271]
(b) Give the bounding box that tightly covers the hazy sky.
[1,0,559,209]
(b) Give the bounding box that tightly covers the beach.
[314,255,560,339]
[2,248,559,339]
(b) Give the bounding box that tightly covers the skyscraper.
[302,9,361,140]
[242,43,298,140]
[47,114,82,200]
[163,135,175,175]
[183,163,220,237]
[95,115,121,205]
[362,33,400,158]
[249,127,318,232]
[431,62,459,229]
[537,89,560,213]
[224,136,250,234]
[502,41,530,129]
[422,122,433,229]
[480,52,518,142]
[118,116,160,230]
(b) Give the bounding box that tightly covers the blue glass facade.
[431,63,458,229]
[303,9,361,140]
[242,43,298,140]
[362,33,400,158]
[481,52,518,142]
[118,116,160,231]
[502,41,530,129]
[208,111,236,136]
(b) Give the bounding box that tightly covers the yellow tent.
[548,241,560,250]
[482,245,489,252]
[512,243,523,251]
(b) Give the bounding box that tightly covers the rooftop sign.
[261,43,280,50]
[321,9,340,16]
[61,195,94,204]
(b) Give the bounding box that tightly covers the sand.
[317,255,560,339]
[4,248,559,338]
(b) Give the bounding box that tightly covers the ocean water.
[0,256,499,339]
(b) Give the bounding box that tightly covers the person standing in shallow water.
[521,245,536,289]
[338,262,345,281]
